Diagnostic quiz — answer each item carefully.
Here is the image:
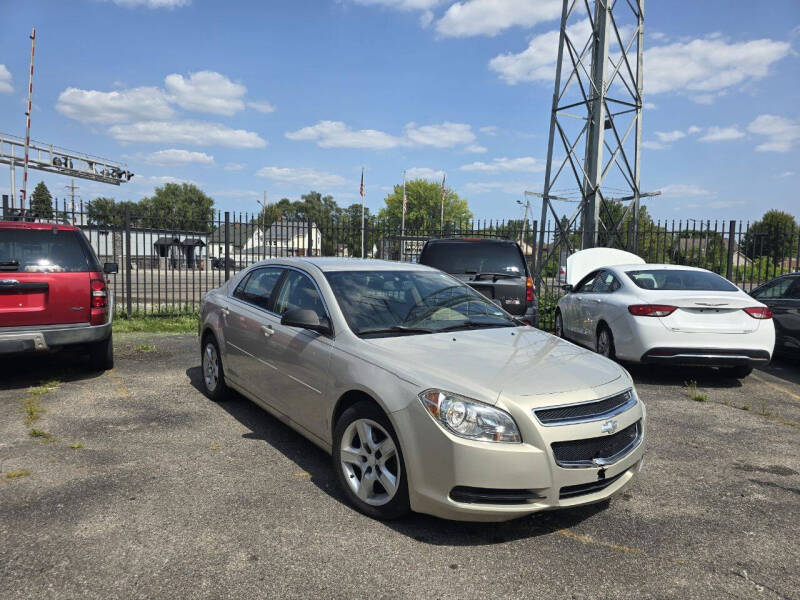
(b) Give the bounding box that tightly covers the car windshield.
[421,242,525,276]
[325,270,516,336]
[626,269,738,291]
[0,228,94,273]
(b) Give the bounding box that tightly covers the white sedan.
[555,249,775,378]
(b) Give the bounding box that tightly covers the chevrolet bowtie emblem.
[601,419,618,434]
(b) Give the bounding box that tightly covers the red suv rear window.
[0,228,96,273]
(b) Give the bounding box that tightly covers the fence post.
[307,217,313,256]
[124,207,132,317]
[224,211,231,281]
[726,220,736,281]
[529,220,538,277]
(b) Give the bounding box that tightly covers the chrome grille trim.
[533,389,637,426]
[551,420,643,469]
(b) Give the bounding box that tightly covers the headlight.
[419,389,521,443]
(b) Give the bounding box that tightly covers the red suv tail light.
[525,276,535,303]
[743,306,772,319]
[91,278,107,308]
[628,304,677,317]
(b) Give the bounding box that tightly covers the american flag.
[360,168,365,198]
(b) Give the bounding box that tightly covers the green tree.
[144,183,215,231]
[30,182,53,219]
[86,197,143,228]
[743,210,798,263]
[379,179,472,231]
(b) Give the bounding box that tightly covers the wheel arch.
[330,389,386,440]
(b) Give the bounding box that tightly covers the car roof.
[608,264,714,273]
[250,256,438,273]
[0,220,79,231]
[426,237,518,245]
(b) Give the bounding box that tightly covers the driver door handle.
[261,325,274,337]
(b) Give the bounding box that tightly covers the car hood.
[359,326,624,406]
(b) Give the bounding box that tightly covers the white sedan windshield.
[325,270,515,336]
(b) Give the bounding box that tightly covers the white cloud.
[136,174,196,186]
[460,156,543,173]
[659,183,715,197]
[140,149,214,166]
[654,130,686,143]
[489,19,591,84]
[465,144,488,153]
[479,126,498,136]
[285,120,403,149]
[109,120,267,148]
[404,121,476,148]
[687,125,702,135]
[56,87,174,124]
[646,37,790,96]
[256,166,347,188]
[102,0,190,7]
[463,181,529,195]
[747,114,800,152]
[777,171,795,178]
[406,167,445,180]
[248,100,276,113]
[436,0,561,37]
[491,29,790,99]
[0,65,13,94]
[286,120,479,150]
[641,141,666,150]
[698,126,745,143]
[349,0,442,10]
[164,71,247,116]
[224,162,245,171]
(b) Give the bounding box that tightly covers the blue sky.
[0,0,798,223]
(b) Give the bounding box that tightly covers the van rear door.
[0,226,94,326]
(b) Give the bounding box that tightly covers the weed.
[742,404,751,411]
[759,399,770,416]
[29,428,55,441]
[114,313,197,334]
[685,380,708,403]
[210,444,220,451]
[21,378,60,425]
[70,442,84,449]
[133,343,157,353]
[5,469,31,479]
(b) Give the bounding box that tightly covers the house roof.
[181,238,206,247]
[209,223,256,247]
[154,236,181,245]
[264,219,314,241]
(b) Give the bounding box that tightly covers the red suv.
[0,221,117,370]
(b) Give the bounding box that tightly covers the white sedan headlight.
[419,389,521,443]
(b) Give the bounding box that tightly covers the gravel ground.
[1,333,798,600]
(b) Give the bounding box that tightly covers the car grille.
[551,420,642,468]
[534,390,635,425]
[559,471,626,499]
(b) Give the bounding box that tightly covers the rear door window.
[421,242,525,276]
[574,271,600,293]
[592,271,620,293]
[0,228,94,273]
[752,276,795,300]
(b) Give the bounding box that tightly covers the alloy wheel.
[555,313,563,337]
[597,329,612,357]
[339,418,400,506]
[203,343,219,392]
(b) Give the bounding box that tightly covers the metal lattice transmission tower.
[535,0,658,291]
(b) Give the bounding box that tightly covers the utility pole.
[257,191,267,231]
[21,28,36,211]
[65,179,79,208]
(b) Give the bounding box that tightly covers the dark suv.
[0,221,117,370]
[418,238,537,324]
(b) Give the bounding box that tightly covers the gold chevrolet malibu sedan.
[199,257,646,521]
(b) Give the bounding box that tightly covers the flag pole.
[401,170,407,257]
[360,167,365,259]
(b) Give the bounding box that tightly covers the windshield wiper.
[438,320,516,332]
[357,325,435,336]
[464,271,519,280]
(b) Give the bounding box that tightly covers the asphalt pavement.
[1,333,798,599]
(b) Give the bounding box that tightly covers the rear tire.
[333,401,410,520]
[554,310,564,338]
[721,365,753,379]
[201,335,228,401]
[88,333,114,371]
[596,325,616,360]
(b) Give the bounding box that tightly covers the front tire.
[721,364,753,379]
[596,325,616,360]
[554,310,564,338]
[333,401,410,520]
[201,335,228,401]
[88,333,114,371]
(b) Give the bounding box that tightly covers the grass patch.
[29,428,55,441]
[114,313,197,334]
[5,469,31,479]
[21,379,60,425]
[685,380,708,403]
[70,442,84,449]
[742,404,751,411]
[133,343,157,353]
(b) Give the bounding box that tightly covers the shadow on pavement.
[0,349,104,391]
[626,363,745,389]
[757,355,800,387]
[186,365,604,545]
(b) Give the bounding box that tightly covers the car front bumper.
[0,320,112,355]
[391,393,646,522]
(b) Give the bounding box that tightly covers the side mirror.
[103,262,119,275]
[561,284,573,292]
[281,308,331,334]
